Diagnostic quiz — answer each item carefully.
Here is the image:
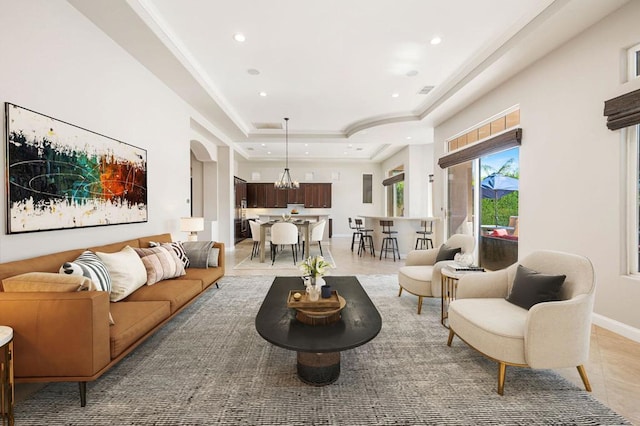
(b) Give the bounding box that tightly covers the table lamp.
[180,217,204,241]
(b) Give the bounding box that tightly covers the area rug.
[14,275,629,425]
[234,247,336,271]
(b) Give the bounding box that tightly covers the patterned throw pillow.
[134,246,186,285]
[149,241,190,268]
[59,250,112,293]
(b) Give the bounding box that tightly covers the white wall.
[236,159,384,236]
[381,145,434,217]
[433,1,640,334]
[0,0,196,260]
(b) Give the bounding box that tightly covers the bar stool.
[358,227,375,257]
[348,218,363,251]
[379,220,400,261]
[415,220,434,249]
[0,326,14,426]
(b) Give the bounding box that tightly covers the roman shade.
[604,88,640,130]
[438,128,522,169]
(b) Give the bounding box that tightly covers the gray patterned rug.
[14,275,629,425]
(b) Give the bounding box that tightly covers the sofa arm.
[456,269,510,299]
[0,291,111,379]
[213,242,225,275]
[405,248,438,266]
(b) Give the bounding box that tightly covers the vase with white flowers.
[300,255,332,301]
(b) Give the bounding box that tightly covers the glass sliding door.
[478,147,519,270]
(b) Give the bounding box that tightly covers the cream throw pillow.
[96,246,147,302]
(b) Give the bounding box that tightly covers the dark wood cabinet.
[266,184,288,208]
[287,186,305,204]
[246,182,331,208]
[234,176,246,207]
[247,183,267,208]
[304,183,332,208]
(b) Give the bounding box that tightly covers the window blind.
[438,128,522,169]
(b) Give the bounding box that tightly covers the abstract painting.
[4,103,147,234]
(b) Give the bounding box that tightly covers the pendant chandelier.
[274,117,299,190]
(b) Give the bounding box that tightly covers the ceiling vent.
[253,122,283,130]
[418,85,435,95]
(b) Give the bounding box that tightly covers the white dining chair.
[270,222,299,265]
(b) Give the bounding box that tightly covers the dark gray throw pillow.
[506,264,566,310]
[182,241,214,269]
[435,244,461,262]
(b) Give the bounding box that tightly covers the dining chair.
[270,222,299,265]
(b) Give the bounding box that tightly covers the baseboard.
[592,313,640,343]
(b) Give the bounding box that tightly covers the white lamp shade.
[180,217,204,232]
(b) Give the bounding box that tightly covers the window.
[627,42,640,81]
[384,167,404,216]
[627,125,640,273]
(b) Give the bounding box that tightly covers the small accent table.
[441,267,485,328]
[0,326,14,426]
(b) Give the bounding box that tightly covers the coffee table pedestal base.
[296,352,340,385]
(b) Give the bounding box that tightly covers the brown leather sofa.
[0,233,225,406]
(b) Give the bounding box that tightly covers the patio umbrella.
[480,173,519,226]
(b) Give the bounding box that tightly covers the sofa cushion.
[133,246,186,285]
[397,265,435,297]
[109,301,170,359]
[122,279,202,313]
[59,250,112,293]
[179,267,223,290]
[506,264,566,310]
[436,244,461,262]
[2,272,93,292]
[448,298,527,365]
[96,246,147,302]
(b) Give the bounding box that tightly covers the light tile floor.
[230,236,640,425]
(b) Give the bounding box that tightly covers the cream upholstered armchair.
[398,234,475,314]
[447,250,595,395]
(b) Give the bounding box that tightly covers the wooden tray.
[287,290,341,309]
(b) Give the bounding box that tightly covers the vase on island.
[305,276,325,301]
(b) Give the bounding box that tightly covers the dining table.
[259,220,311,263]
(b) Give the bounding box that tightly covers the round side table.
[0,326,14,426]
[441,267,485,328]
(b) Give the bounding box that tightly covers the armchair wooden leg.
[447,329,455,346]
[497,362,506,395]
[417,296,423,314]
[577,365,592,392]
[398,287,403,297]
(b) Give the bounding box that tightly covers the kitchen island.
[359,216,441,258]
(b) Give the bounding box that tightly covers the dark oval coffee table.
[255,276,382,385]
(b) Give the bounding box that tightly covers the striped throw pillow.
[60,250,112,293]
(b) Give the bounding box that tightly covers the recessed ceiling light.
[430,36,442,45]
[406,136,412,140]
[304,143,308,147]
[247,68,260,75]
[406,70,419,77]
[261,143,266,147]
[259,92,267,97]
[267,151,271,155]
[234,33,246,42]
[305,151,309,155]
[391,93,399,98]
[348,144,353,148]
